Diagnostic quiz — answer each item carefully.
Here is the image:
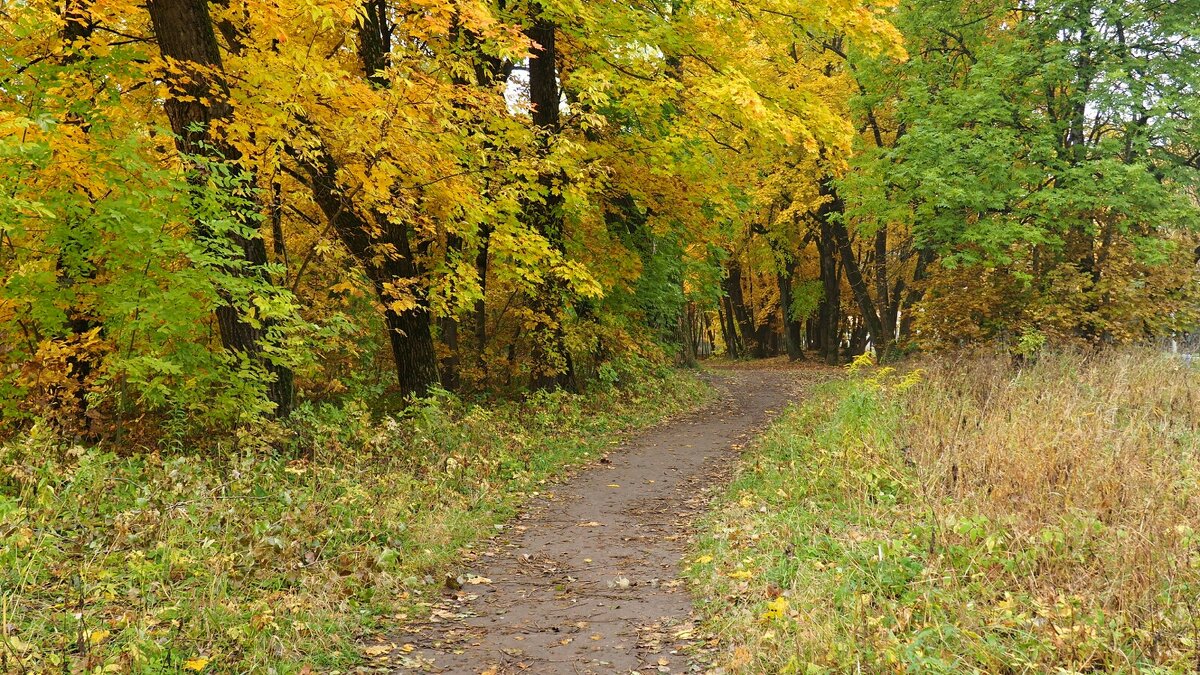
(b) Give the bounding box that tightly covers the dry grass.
[904,349,1200,646]
[689,349,1200,673]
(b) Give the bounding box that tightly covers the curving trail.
[388,365,823,674]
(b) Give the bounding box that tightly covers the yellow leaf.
[761,596,789,620]
[694,555,714,565]
[728,570,754,580]
[363,644,394,656]
[88,629,110,645]
[183,657,209,672]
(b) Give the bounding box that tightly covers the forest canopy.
[1,0,1198,438]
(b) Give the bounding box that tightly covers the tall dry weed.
[904,349,1200,619]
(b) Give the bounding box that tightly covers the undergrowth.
[0,364,710,673]
[688,349,1200,673]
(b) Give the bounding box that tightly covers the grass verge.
[0,367,711,673]
[687,350,1200,673]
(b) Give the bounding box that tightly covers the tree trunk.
[307,0,440,399]
[524,13,575,390]
[821,179,887,359]
[677,300,698,368]
[898,247,934,341]
[874,226,896,352]
[723,260,764,358]
[147,0,293,416]
[817,225,841,365]
[778,260,803,360]
[295,139,440,398]
[437,235,462,391]
[718,297,741,357]
[443,20,514,388]
[475,229,490,354]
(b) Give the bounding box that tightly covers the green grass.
[0,368,712,673]
[687,351,1200,674]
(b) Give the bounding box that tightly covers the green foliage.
[865,0,1200,343]
[0,119,287,429]
[788,280,823,323]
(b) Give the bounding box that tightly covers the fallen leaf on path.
[578,521,601,527]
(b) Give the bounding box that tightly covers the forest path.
[387,363,827,674]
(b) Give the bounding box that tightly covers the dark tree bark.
[898,247,934,341]
[437,234,463,391]
[874,226,896,349]
[778,259,804,360]
[718,297,741,358]
[830,216,885,356]
[677,300,699,368]
[147,0,293,416]
[848,316,868,356]
[292,0,440,399]
[816,220,841,365]
[474,228,490,355]
[723,260,764,358]
[524,11,576,390]
[296,142,440,399]
[821,179,889,360]
[438,317,461,390]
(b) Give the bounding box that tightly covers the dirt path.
[388,366,813,674]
